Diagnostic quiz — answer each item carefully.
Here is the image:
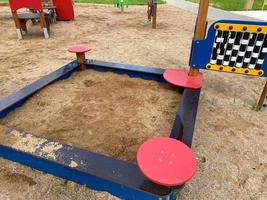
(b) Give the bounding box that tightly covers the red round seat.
[68,45,91,53]
[163,68,203,89]
[137,137,197,186]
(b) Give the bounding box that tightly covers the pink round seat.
[163,68,203,89]
[68,45,91,53]
[137,137,197,186]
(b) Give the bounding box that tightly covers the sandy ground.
[0,3,267,200]
[1,71,181,162]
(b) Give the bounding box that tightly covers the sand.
[1,71,181,162]
[0,3,266,200]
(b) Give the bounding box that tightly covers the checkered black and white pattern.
[210,29,267,70]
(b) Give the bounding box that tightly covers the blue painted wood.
[0,129,173,200]
[0,61,78,118]
[170,89,201,147]
[86,60,166,82]
[170,113,183,140]
[176,89,201,147]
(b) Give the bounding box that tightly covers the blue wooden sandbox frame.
[0,59,201,200]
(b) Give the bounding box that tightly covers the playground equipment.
[164,0,267,110]
[52,0,74,20]
[147,0,157,29]
[137,137,196,187]
[40,0,74,21]
[114,0,128,13]
[40,0,57,23]
[9,0,52,39]
[0,0,267,199]
[8,0,74,39]
[0,46,199,199]
[262,0,267,10]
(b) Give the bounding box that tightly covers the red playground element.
[9,0,41,11]
[137,137,197,186]
[52,0,74,20]
[68,45,91,71]
[9,0,51,39]
[68,45,92,53]
[163,68,203,89]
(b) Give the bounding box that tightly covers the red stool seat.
[137,137,197,186]
[163,68,203,89]
[68,45,92,53]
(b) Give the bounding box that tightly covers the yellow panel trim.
[214,23,267,33]
[206,64,264,76]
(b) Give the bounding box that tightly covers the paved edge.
[166,0,261,21]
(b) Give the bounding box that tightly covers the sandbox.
[0,70,181,162]
[0,58,199,200]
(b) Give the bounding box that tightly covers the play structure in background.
[244,0,267,10]
[52,0,74,20]
[8,0,74,39]
[0,0,267,199]
[262,0,267,10]
[9,0,52,39]
[147,0,157,29]
[114,0,128,13]
[164,0,267,110]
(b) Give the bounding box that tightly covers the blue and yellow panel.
[190,20,267,77]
